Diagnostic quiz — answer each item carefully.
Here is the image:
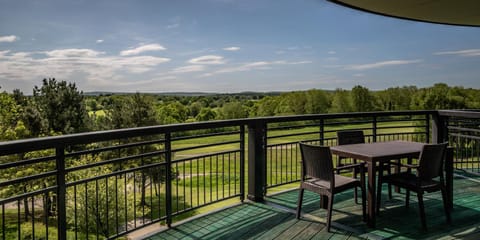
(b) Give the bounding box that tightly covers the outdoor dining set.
[296,130,453,232]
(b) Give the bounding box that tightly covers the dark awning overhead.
[329,0,480,27]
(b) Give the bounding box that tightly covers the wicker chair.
[376,143,451,230]
[296,142,366,232]
[337,130,394,201]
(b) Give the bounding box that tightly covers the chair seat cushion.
[382,172,441,192]
[302,175,360,194]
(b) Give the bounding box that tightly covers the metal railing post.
[240,125,245,202]
[432,112,448,143]
[319,119,324,145]
[425,114,431,143]
[56,146,67,240]
[165,132,173,227]
[372,116,377,142]
[247,120,266,202]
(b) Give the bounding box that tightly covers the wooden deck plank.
[252,216,299,240]
[291,221,326,240]
[147,175,480,240]
[275,219,314,239]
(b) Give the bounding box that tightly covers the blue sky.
[0,0,479,93]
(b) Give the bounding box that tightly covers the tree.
[196,108,217,122]
[33,78,89,134]
[329,89,352,113]
[188,101,203,119]
[351,85,375,112]
[275,92,307,115]
[219,102,248,120]
[131,93,158,127]
[99,93,162,205]
[252,96,279,117]
[411,83,468,110]
[305,89,330,114]
[375,86,417,111]
[66,156,127,237]
[157,101,189,124]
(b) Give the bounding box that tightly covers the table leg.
[320,195,328,209]
[367,161,376,227]
[446,147,454,210]
[394,159,401,193]
[395,157,412,193]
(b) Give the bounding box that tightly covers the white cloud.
[434,49,480,57]
[223,47,240,51]
[346,59,422,70]
[0,35,18,43]
[96,39,104,43]
[45,48,104,58]
[120,44,166,56]
[0,48,171,90]
[171,65,205,74]
[166,23,179,29]
[204,60,311,76]
[328,51,336,54]
[188,55,225,64]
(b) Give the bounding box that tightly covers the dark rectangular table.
[330,141,453,227]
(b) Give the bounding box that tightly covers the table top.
[330,140,425,163]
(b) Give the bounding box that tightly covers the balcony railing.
[0,110,479,239]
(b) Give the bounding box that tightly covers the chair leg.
[296,188,304,219]
[354,186,359,204]
[417,192,427,230]
[441,186,452,224]
[405,190,410,208]
[361,183,367,222]
[336,158,342,174]
[353,159,358,204]
[387,166,393,199]
[326,194,334,232]
[376,179,383,215]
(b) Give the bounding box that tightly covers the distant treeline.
[1,78,479,141]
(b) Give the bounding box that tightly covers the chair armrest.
[335,162,366,185]
[335,162,365,171]
[400,163,419,169]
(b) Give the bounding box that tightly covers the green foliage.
[351,85,375,112]
[196,108,217,122]
[219,101,248,119]
[304,89,330,114]
[189,101,203,118]
[251,96,279,117]
[276,91,307,115]
[20,222,57,240]
[33,78,89,134]
[374,86,417,111]
[330,89,353,113]
[411,83,469,110]
[0,91,31,140]
[157,101,189,124]
[100,93,158,129]
[67,156,127,238]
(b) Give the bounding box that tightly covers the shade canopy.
[329,0,480,27]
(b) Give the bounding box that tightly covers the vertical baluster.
[74,185,78,240]
[31,196,35,239]
[165,132,172,227]
[106,177,109,237]
[56,146,67,240]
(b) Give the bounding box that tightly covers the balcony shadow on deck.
[146,172,480,239]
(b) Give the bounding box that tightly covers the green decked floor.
[146,172,480,239]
